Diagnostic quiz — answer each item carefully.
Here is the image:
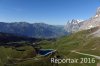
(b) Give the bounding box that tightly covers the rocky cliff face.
[64,19,83,32]
[65,7,100,37]
[79,7,100,30]
[96,7,100,17]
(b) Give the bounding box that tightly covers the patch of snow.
[77,19,84,23]
[88,25,95,29]
[95,15,99,17]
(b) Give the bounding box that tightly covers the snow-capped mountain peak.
[64,7,100,33]
[64,19,84,32]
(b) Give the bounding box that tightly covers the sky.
[0,0,100,25]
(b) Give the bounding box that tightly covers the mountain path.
[71,50,100,60]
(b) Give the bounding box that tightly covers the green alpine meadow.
[0,0,100,66]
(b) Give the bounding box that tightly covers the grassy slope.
[40,27,100,66]
[0,46,36,66]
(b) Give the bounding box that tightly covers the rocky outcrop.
[65,7,100,32]
[79,7,100,30]
[64,19,83,32]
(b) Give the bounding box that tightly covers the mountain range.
[64,7,100,37]
[0,7,100,39]
[0,22,67,38]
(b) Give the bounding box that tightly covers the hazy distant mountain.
[0,22,67,38]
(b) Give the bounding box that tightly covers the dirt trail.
[71,50,100,60]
